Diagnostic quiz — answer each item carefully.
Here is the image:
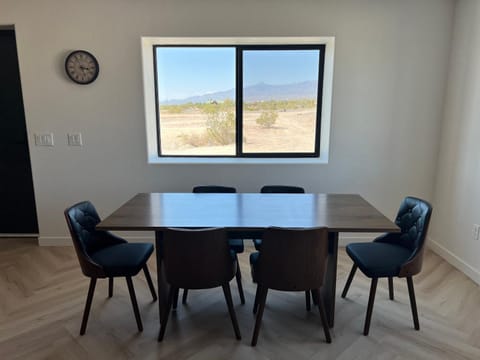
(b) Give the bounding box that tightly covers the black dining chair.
[252,185,313,310]
[253,185,305,251]
[341,196,432,335]
[249,227,331,346]
[158,228,241,341]
[179,185,245,306]
[64,201,157,335]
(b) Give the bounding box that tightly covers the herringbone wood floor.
[1,239,480,359]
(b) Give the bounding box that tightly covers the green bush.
[256,110,278,128]
[177,132,211,147]
[205,110,235,145]
[179,100,236,147]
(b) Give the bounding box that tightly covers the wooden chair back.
[256,227,329,291]
[162,228,236,289]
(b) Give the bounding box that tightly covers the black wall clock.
[65,50,99,85]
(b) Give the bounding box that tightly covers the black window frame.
[153,44,325,158]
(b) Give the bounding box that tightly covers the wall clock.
[65,50,99,85]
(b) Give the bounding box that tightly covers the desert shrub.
[160,104,184,114]
[177,132,211,147]
[205,110,235,145]
[244,99,316,112]
[178,100,236,147]
[256,110,278,128]
[200,100,235,145]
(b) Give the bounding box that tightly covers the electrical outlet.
[34,133,54,146]
[67,133,83,146]
[473,224,480,241]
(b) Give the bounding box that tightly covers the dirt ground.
[159,108,317,155]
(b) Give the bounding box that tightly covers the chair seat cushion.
[253,238,262,250]
[228,238,244,253]
[90,243,154,277]
[346,242,412,278]
[249,251,260,283]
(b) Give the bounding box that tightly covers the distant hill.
[160,80,318,105]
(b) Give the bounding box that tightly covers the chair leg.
[125,277,143,332]
[311,289,318,305]
[182,289,189,304]
[158,286,176,341]
[172,288,179,311]
[388,277,394,300]
[235,261,246,305]
[341,264,358,298]
[406,276,420,330]
[364,278,378,336]
[251,286,268,346]
[108,277,113,298]
[80,277,97,335]
[253,285,260,314]
[143,265,157,301]
[313,289,332,343]
[222,283,242,340]
[305,290,311,311]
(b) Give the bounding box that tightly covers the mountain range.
[160,80,318,105]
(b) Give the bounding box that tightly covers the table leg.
[155,231,169,326]
[321,232,339,328]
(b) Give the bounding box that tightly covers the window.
[142,38,334,163]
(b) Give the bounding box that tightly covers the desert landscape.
[158,100,317,156]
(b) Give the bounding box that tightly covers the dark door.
[0,29,38,234]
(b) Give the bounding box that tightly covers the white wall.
[429,0,480,284]
[0,0,454,243]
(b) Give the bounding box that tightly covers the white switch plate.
[34,133,54,146]
[473,224,480,241]
[67,133,83,146]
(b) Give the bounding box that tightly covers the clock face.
[65,50,99,85]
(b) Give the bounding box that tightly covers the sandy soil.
[159,108,317,156]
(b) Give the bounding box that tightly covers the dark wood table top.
[97,193,399,233]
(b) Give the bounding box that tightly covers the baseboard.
[39,233,373,247]
[234,234,374,248]
[428,237,480,286]
[0,233,39,237]
[39,235,155,246]
[36,233,480,286]
[338,233,375,247]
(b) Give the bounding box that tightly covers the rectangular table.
[97,193,399,330]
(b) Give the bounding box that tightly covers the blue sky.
[156,47,319,101]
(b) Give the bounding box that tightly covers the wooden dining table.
[97,192,399,332]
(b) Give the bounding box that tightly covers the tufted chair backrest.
[64,201,106,278]
[395,196,432,253]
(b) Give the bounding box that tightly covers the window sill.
[147,155,328,165]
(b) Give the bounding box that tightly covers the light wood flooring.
[1,239,480,359]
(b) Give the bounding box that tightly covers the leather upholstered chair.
[341,196,432,335]
[158,228,241,341]
[64,201,157,335]
[179,185,245,306]
[249,227,331,346]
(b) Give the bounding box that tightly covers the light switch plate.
[34,133,54,146]
[473,224,480,241]
[67,133,83,146]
